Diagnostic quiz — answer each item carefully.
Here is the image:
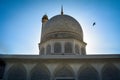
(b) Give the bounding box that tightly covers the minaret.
[61,5,63,15]
[41,14,48,35]
[41,14,48,38]
[39,14,48,54]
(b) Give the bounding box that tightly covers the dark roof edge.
[0,55,120,59]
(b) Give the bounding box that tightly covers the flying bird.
[93,22,96,26]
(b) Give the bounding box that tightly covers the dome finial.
[61,5,63,15]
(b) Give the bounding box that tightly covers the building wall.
[39,39,86,55]
[1,58,120,80]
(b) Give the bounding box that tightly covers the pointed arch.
[102,63,120,80]
[75,44,80,54]
[54,42,62,53]
[7,64,27,80]
[46,44,51,54]
[54,64,74,77]
[78,64,99,80]
[40,47,45,55]
[31,64,50,80]
[81,47,86,55]
[65,42,72,53]
[0,59,5,79]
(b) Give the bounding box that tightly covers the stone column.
[44,45,46,55]
[79,46,81,55]
[51,42,54,54]
[3,63,13,80]
[25,64,36,80]
[24,64,30,80]
[92,63,103,80]
[61,41,64,53]
[72,40,75,54]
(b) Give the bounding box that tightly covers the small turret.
[42,14,48,23]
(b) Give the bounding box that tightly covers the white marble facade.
[0,9,120,80]
[1,55,120,80]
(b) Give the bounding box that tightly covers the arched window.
[31,64,50,80]
[0,59,5,79]
[65,42,72,53]
[78,64,99,80]
[40,47,45,55]
[54,42,61,53]
[75,44,80,54]
[46,44,51,54]
[7,64,27,80]
[102,64,120,80]
[54,65,74,78]
[81,47,86,55]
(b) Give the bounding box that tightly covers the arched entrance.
[7,64,27,80]
[54,64,75,80]
[30,64,50,80]
[78,64,99,80]
[102,63,120,80]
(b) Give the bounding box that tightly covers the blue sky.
[0,0,120,55]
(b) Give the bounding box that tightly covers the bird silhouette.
[93,22,96,26]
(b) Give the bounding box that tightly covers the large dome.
[41,14,83,42]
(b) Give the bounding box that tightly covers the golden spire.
[61,5,63,15]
